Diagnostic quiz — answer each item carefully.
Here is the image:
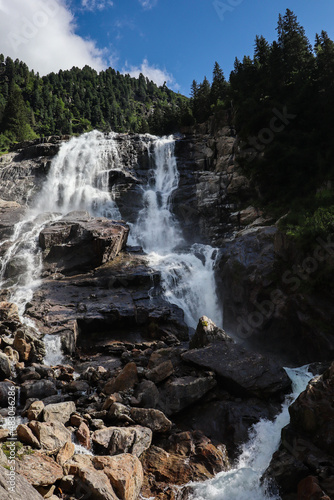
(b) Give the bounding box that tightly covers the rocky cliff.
[0,131,332,500]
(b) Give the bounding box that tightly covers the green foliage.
[225,9,334,217]
[0,56,188,147]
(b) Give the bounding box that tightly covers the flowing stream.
[188,365,313,500]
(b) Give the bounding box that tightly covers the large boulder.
[43,401,76,425]
[39,212,129,273]
[65,453,143,500]
[15,452,63,487]
[189,316,231,349]
[92,426,152,457]
[182,322,291,399]
[28,421,72,450]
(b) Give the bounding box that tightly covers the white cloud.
[138,0,158,10]
[122,58,176,88]
[0,0,108,75]
[81,0,114,11]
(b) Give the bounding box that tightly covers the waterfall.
[129,135,223,329]
[188,365,313,500]
[0,131,223,364]
[35,130,121,219]
[0,131,125,364]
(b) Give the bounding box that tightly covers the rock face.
[40,212,129,274]
[264,363,334,499]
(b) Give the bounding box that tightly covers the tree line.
[0,56,191,152]
[191,9,334,221]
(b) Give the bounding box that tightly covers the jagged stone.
[92,425,152,457]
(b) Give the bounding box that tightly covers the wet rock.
[92,425,152,457]
[0,382,16,405]
[21,379,57,402]
[0,464,44,500]
[15,452,63,487]
[264,364,334,498]
[161,375,217,415]
[28,421,71,451]
[0,200,24,244]
[189,315,232,349]
[289,364,334,456]
[39,212,129,274]
[141,432,229,500]
[43,401,76,425]
[297,476,331,500]
[130,407,172,433]
[182,330,291,399]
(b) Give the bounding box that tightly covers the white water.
[0,131,125,364]
[188,365,313,500]
[129,136,223,329]
[0,131,222,363]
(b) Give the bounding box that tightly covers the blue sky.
[1,0,334,95]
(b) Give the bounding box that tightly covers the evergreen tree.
[210,62,227,105]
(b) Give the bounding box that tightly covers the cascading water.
[129,135,223,329]
[0,130,124,364]
[188,365,313,500]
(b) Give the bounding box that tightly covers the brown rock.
[26,401,45,421]
[28,421,71,451]
[17,424,40,448]
[76,422,91,450]
[56,441,75,467]
[43,401,76,425]
[15,452,63,487]
[0,463,44,499]
[130,407,172,433]
[298,476,330,500]
[94,454,143,500]
[13,332,31,362]
[146,360,174,384]
[104,362,138,395]
[0,429,9,441]
[92,425,152,457]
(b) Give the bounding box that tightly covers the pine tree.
[210,62,227,105]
